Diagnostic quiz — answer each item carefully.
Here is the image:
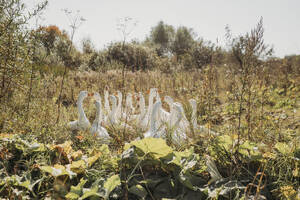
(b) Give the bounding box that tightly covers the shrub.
[106,42,157,71]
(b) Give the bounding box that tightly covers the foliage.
[106,42,158,71]
[0,2,300,199]
[148,21,175,56]
[171,26,195,58]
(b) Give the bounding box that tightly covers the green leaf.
[65,192,80,200]
[70,160,86,174]
[129,184,147,199]
[66,178,87,200]
[275,142,292,155]
[80,187,102,200]
[239,140,262,161]
[216,135,235,152]
[40,166,70,177]
[103,174,121,199]
[129,138,173,160]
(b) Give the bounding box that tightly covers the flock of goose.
[68,88,217,145]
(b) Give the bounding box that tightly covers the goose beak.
[88,92,94,97]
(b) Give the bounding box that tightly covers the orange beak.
[146,90,150,95]
[88,92,94,97]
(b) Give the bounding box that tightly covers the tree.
[36,25,66,55]
[81,37,95,54]
[171,26,195,58]
[149,21,175,56]
[0,0,47,102]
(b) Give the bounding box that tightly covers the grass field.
[0,66,299,199]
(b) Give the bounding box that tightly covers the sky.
[25,0,300,58]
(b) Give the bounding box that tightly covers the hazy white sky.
[25,0,300,57]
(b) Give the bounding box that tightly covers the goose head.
[173,102,183,123]
[149,88,157,98]
[78,91,89,102]
[94,100,101,110]
[109,95,117,106]
[164,96,174,107]
[189,99,197,112]
[93,92,101,101]
[126,93,133,103]
[117,91,122,99]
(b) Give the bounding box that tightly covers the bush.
[106,42,157,71]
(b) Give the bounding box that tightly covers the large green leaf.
[66,178,87,200]
[103,174,121,199]
[40,165,72,177]
[216,135,235,152]
[239,140,262,161]
[128,138,173,160]
[70,160,87,174]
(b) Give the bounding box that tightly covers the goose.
[92,92,107,125]
[189,99,219,136]
[104,86,110,116]
[164,96,190,131]
[170,102,187,145]
[165,96,189,131]
[144,101,165,138]
[164,96,174,111]
[109,95,133,130]
[164,96,174,126]
[90,99,111,141]
[143,88,158,128]
[131,92,148,130]
[122,92,136,121]
[108,95,118,125]
[175,102,190,132]
[157,93,170,124]
[68,91,91,131]
[189,99,198,130]
[125,93,135,115]
[115,91,123,121]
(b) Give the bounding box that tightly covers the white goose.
[143,88,157,128]
[125,93,135,115]
[169,102,187,145]
[189,99,198,130]
[116,91,123,121]
[136,92,148,129]
[93,92,105,122]
[108,95,118,125]
[164,96,175,126]
[68,91,91,131]
[189,98,219,136]
[104,86,110,116]
[90,98,111,141]
[164,96,189,132]
[176,103,190,132]
[157,92,170,124]
[144,101,165,138]
[109,95,133,130]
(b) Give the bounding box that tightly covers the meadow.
[1,66,299,199]
[0,1,300,199]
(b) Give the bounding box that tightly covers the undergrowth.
[0,69,299,199]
